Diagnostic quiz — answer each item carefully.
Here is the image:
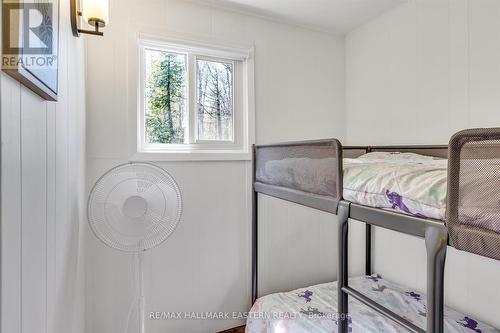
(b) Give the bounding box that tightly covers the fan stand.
[138,251,145,333]
[87,163,182,333]
[124,196,148,333]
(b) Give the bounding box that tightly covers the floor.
[217,325,246,333]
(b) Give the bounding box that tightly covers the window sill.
[130,150,252,162]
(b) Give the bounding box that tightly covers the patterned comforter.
[246,275,499,333]
[257,151,500,232]
[343,152,447,220]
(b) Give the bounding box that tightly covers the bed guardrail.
[254,139,343,213]
[447,127,500,261]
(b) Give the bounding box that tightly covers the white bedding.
[344,152,500,234]
[246,274,499,333]
[257,151,500,232]
[256,151,448,219]
[343,152,447,220]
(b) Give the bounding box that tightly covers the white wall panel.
[257,195,366,298]
[20,86,48,333]
[346,0,500,145]
[45,100,57,333]
[468,0,500,127]
[84,0,345,332]
[257,194,338,296]
[346,0,500,328]
[0,0,86,331]
[1,75,22,333]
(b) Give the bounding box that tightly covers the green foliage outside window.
[145,52,186,144]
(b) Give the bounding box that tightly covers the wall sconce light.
[71,0,109,37]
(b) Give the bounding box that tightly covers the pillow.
[357,151,442,161]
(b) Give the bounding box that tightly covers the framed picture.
[2,0,59,101]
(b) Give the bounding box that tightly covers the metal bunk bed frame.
[251,129,500,333]
[339,145,448,333]
[337,202,447,333]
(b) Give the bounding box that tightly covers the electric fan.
[87,162,182,333]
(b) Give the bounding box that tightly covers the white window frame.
[134,35,254,161]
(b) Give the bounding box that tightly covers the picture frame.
[2,0,59,101]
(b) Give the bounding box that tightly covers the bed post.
[252,145,258,304]
[365,146,373,276]
[425,226,448,333]
[365,224,372,275]
[337,200,351,333]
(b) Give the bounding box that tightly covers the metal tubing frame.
[337,201,448,333]
[343,285,425,333]
[252,145,258,304]
[425,226,448,333]
[337,201,350,333]
[365,224,372,275]
[251,143,449,332]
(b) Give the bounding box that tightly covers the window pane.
[144,49,187,144]
[196,59,233,141]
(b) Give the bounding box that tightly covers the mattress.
[246,274,499,333]
[343,152,447,220]
[255,151,447,219]
[257,151,500,233]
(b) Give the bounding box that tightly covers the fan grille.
[87,163,182,252]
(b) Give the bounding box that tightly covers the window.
[196,59,233,142]
[144,49,187,144]
[137,38,254,160]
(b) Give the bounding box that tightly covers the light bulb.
[82,0,109,27]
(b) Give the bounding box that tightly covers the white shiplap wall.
[346,0,500,145]
[346,0,500,328]
[0,0,87,331]
[84,0,345,332]
[257,195,366,297]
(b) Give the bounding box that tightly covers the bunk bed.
[248,128,500,333]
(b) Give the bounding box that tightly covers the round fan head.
[87,163,182,253]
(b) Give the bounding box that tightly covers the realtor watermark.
[149,311,350,321]
[2,0,57,70]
